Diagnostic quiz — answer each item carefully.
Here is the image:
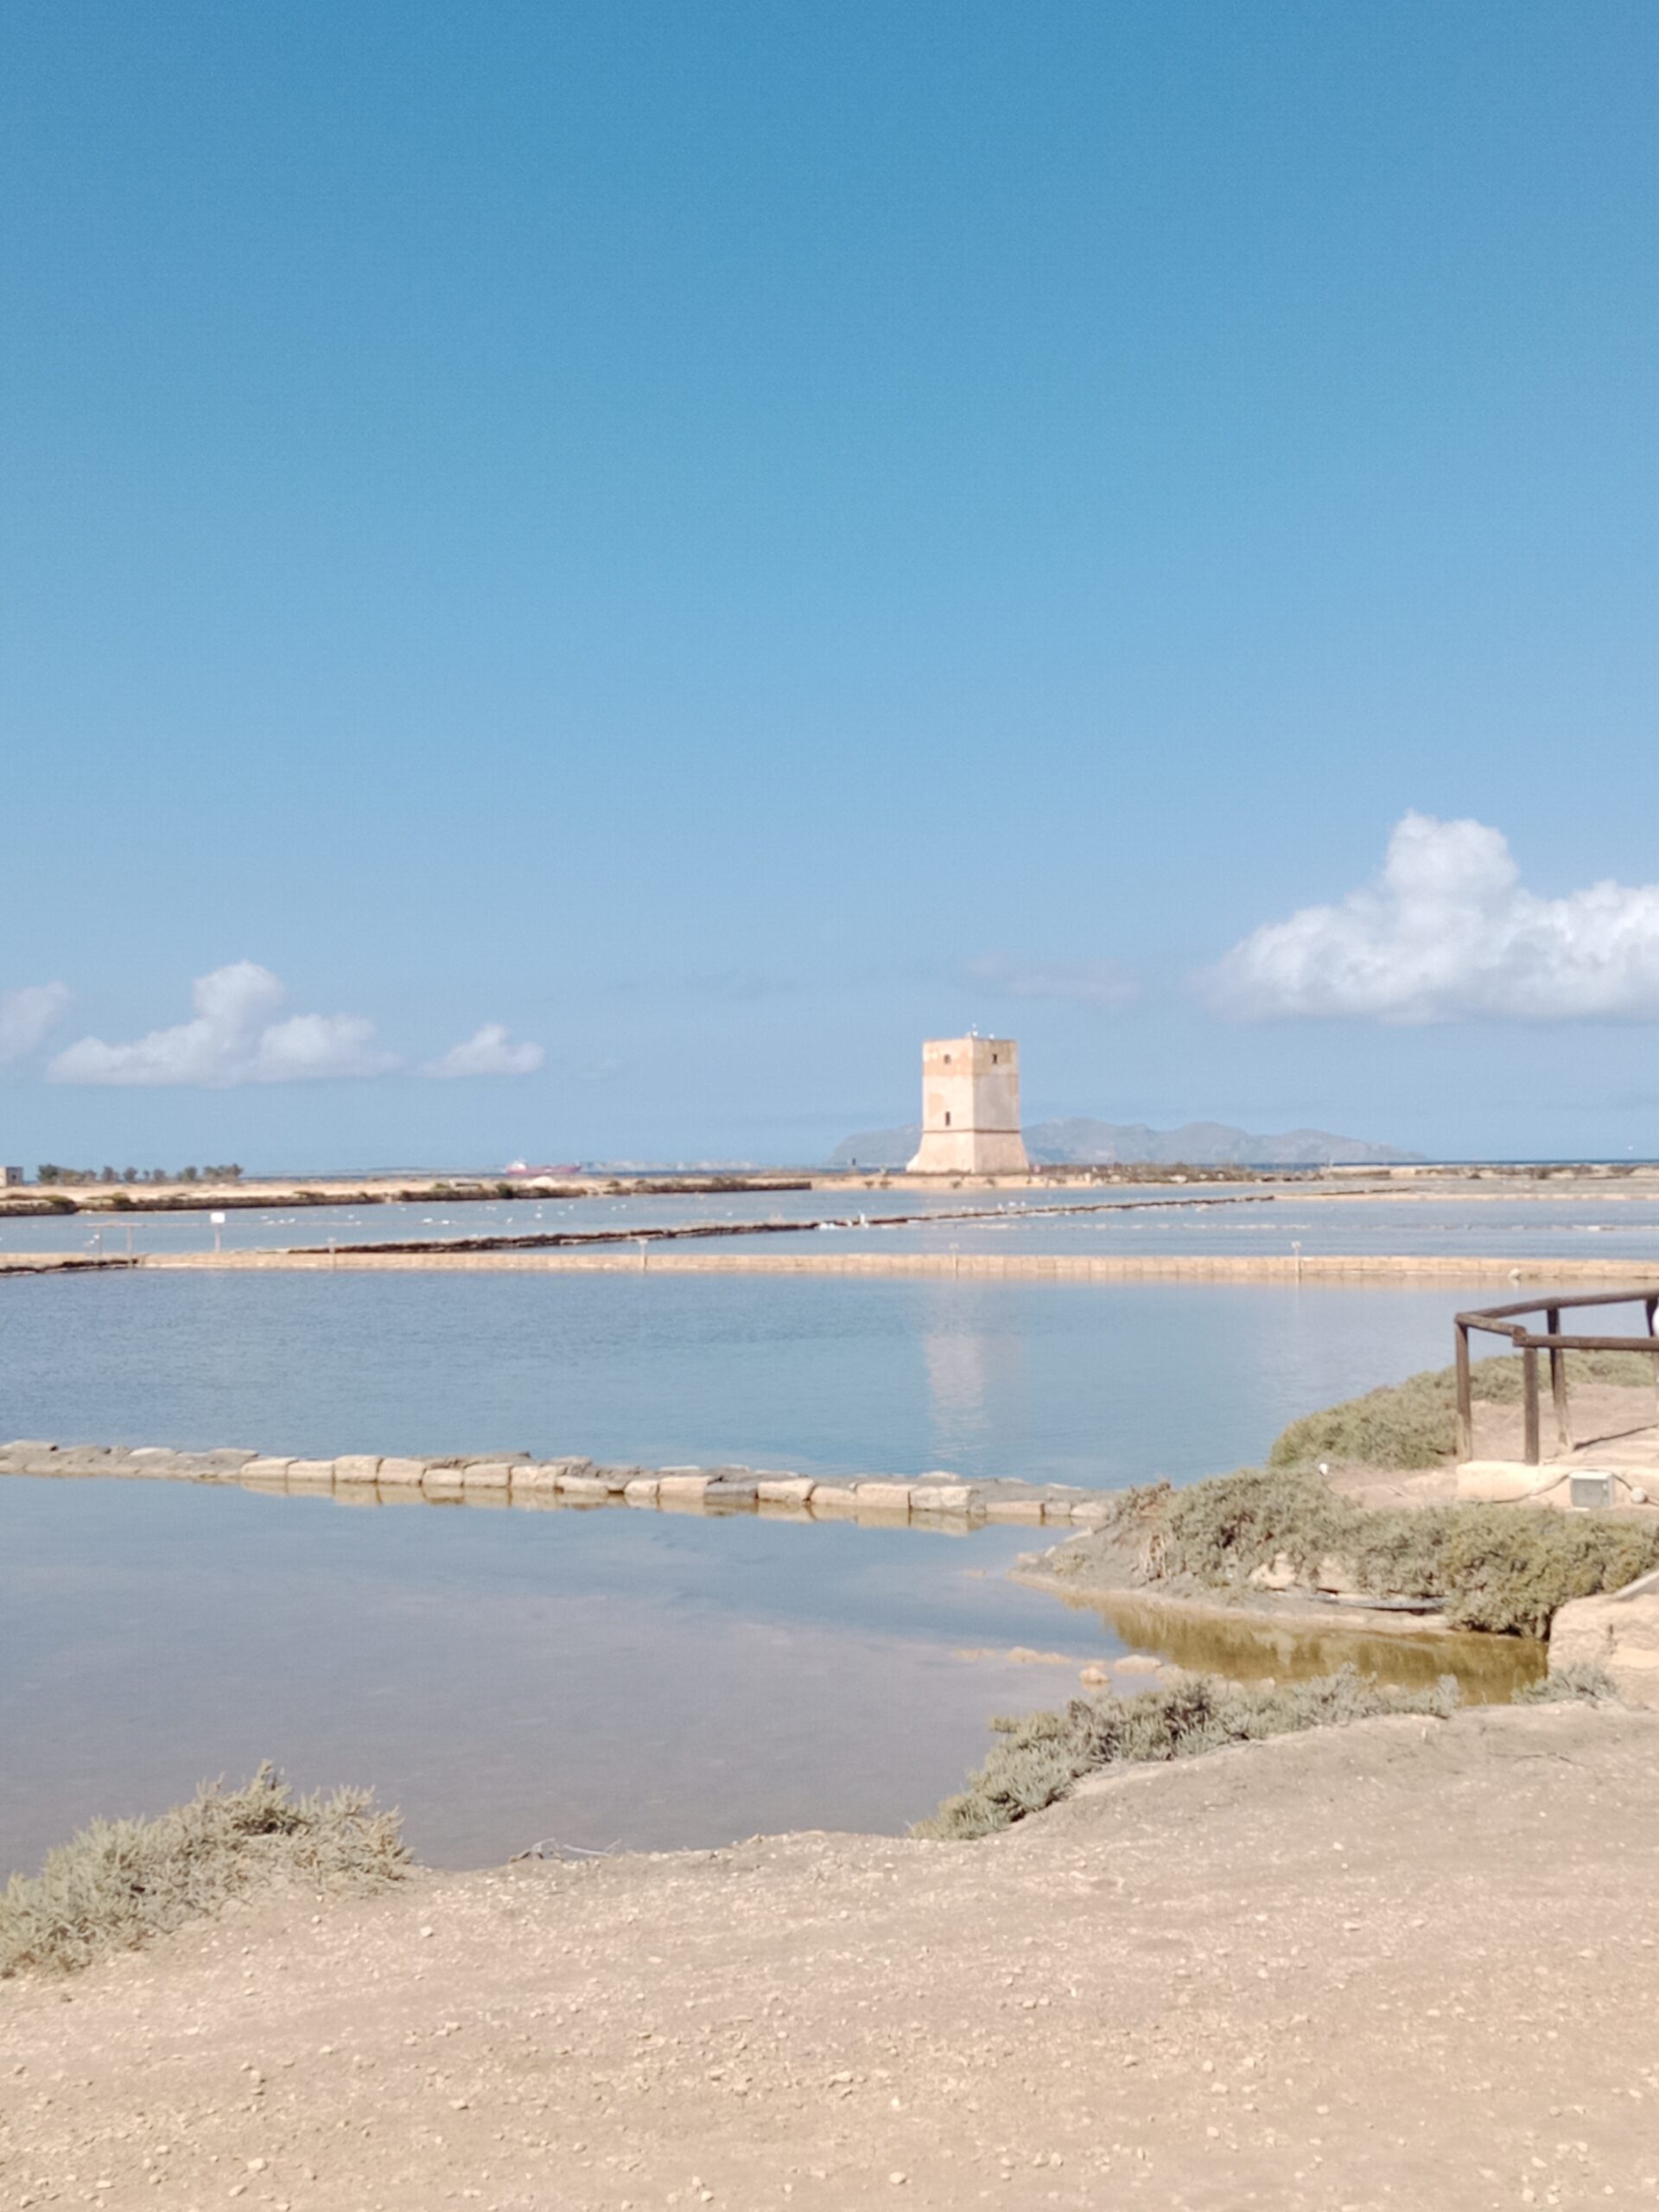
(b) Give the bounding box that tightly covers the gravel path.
[4,1702,1657,2210]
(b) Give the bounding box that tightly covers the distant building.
[906,1036,1030,1174]
[1,1166,23,1188]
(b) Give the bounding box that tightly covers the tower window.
[944,1111,952,1126]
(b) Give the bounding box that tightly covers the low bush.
[915,1666,1460,1840]
[1268,1351,1659,1472]
[1117,1463,1659,1637]
[1516,1662,1619,1705]
[0,1765,408,1978]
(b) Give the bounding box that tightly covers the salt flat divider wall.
[0,1441,1107,1529]
[7,1250,1659,1281]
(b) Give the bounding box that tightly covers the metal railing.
[1454,1287,1659,1465]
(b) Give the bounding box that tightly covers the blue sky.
[3,2,1657,1167]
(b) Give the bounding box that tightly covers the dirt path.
[5,1702,1659,2210]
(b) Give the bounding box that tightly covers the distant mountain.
[829,1119,1424,1169]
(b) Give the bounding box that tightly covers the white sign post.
[210,1210,226,1255]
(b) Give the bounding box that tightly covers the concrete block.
[377,1457,428,1485]
[286,1459,336,1487]
[240,1458,296,1482]
[855,1481,913,1514]
[423,1471,465,1499]
[658,1473,713,1503]
[704,1477,760,1506]
[810,1484,861,1516]
[758,1476,816,1504]
[555,1475,610,1502]
[508,1461,561,1490]
[983,1497,1045,1523]
[554,1464,603,1492]
[461,1460,512,1489]
[334,1455,382,1484]
[624,1478,662,1506]
[911,1484,975,1515]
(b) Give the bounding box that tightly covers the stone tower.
[906,1035,1030,1174]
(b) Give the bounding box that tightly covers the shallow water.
[8,1184,1659,1262]
[1,1474,1541,1876]
[0,1265,1543,1872]
[3,1269,1463,1482]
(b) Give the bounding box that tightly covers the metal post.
[1522,1344,1541,1466]
[1547,1306,1568,1452]
[1454,1321,1472,1461]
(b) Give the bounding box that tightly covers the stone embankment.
[0,1440,1111,1529]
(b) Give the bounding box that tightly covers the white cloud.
[0,981,71,1064]
[1207,811,1659,1023]
[967,952,1138,1013]
[423,1022,545,1079]
[48,962,401,1086]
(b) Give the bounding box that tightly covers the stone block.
[658,1473,713,1503]
[810,1484,861,1516]
[983,1497,1045,1523]
[377,1457,428,1486]
[703,1478,760,1509]
[240,1458,296,1482]
[911,1484,975,1515]
[1549,1573,1659,1707]
[461,1460,512,1489]
[855,1481,913,1513]
[623,1477,661,1506]
[48,1447,122,1475]
[423,1471,465,1499]
[554,1464,603,1492]
[508,1461,561,1490]
[758,1476,816,1504]
[555,1475,610,1502]
[286,1459,336,1487]
[334,1455,382,1484]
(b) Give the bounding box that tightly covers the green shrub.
[915,1666,1460,1840]
[1097,1464,1659,1637]
[1268,1351,1659,1472]
[0,1765,408,1978]
[1516,1662,1618,1705]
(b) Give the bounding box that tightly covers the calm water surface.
[2,1267,1537,1873]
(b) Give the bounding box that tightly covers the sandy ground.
[5,1702,1658,2211]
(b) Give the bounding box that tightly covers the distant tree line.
[34,1164,245,1186]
